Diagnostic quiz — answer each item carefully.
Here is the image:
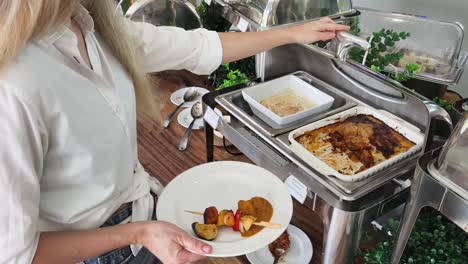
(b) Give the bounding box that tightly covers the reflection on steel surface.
[126,0,202,30]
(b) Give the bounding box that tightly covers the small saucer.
[170,87,209,107]
[246,225,313,264]
[177,108,222,130]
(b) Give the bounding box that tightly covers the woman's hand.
[287,17,350,44]
[139,221,212,264]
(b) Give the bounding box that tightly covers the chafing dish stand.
[392,114,468,264]
[202,71,428,264]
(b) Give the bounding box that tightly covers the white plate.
[170,87,209,107]
[246,224,313,264]
[156,161,293,257]
[177,108,222,129]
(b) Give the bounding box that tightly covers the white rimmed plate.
[246,224,313,264]
[177,108,222,130]
[156,161,293,257]
[170,87,209,107]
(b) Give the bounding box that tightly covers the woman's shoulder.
[1,44,58,107]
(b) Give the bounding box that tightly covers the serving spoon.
[163,87,198,128]
[178,102,203,151]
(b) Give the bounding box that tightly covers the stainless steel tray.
[216,71,421,197]
[215,71,357,137]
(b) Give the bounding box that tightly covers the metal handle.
[178,119,196,151]
[335,31,371,61]
[163,103,184,128]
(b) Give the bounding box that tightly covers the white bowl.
[242,75,335,128]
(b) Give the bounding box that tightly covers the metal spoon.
[272,248,286,264]
[163,88,198,128]
[178,102,203,151]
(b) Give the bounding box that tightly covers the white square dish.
[241,75,335,129]
[288,106,425,182]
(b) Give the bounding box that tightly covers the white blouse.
[0,5,222,264]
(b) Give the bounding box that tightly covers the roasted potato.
[203,206,218,225]
[223,210,235,227]
[240,215,257,233]
[217,210,228,226]
[192,222,218,241]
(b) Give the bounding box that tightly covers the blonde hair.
[0,0,161,121]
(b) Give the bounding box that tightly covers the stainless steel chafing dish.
[126,0,202,30]
[202,2,462,262]
[212,0,355,29]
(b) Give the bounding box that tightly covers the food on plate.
[269,230,290,260]
[192,222,218,241]
[217,209,235,227]
[203,206,218,225]
[397,51,450,75]
[186,196,277,241]
[260,89,315,117]
[238,197,274,237]
[239,215,257,233]
[295,114,415,175]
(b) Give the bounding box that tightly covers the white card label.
[204,107,221,130]
[204,0,212,5]
[237,17,249,32]
[285,175,307,204]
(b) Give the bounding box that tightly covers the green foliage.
[348,29,410,72]
[363,209,468,264]
[344,18,420,83]
[390,63,421,82]
[216,64,250,90]
[347,17,361,36]
[194,2,232,32]
[193,1,256,88]
[433,97,454,114]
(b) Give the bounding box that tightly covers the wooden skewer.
[184,210,281,229]
[184,210,204,216]
[253,221,281,229]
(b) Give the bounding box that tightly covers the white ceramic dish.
[242,75,335,129]
[177,108,222,130]
[177,108,204,129]
[288,106,425,182]
[170,87,209,107]
[246,224,313,264]
[156,161,293,257]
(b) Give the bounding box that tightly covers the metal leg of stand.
[318,202,366,264]
[391,167,446,264]
[204,120,215,162]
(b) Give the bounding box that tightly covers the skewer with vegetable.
[186,197,280,241]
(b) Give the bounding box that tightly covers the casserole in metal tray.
[215,71,357,137]
[288,106,425,182]
[241,75,335,129]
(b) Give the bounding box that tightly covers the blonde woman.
[0,1,348,263]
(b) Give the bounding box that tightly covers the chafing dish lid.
[350,7,466,84]
[429,113,468,197]
[126,0,202,30]
[215,0,353,27]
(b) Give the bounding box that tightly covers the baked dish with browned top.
[295,114,415,175]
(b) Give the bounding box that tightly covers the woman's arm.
[125,17,348,75]
[33,221,211,264]
[33,223,143,263]
[219,18,350,63]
